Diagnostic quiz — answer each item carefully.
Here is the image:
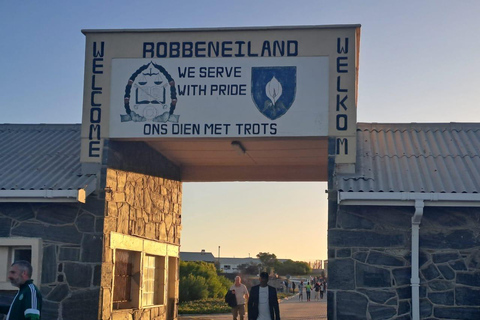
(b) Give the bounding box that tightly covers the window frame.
[142,254,166,307]
[112,249,141,310]
[0,238,42,290]
[109,232,179,312]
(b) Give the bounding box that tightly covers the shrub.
[179,261,231,302]
[179,274,209,301]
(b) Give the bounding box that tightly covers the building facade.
[0,125,182,320]
[328,123,480,320]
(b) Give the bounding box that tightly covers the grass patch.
[179,293,295,314]
[178,298,231,314]
[277,292,293,300]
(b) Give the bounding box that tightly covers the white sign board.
[81,26,360,167]
[109,57,328,138]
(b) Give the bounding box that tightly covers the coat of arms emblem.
[120,62,179,123]
[251,66,296,120]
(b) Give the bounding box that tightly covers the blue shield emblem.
[251,67,296,120]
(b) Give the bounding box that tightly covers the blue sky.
[1,0,479,261]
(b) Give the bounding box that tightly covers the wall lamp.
[231,141,246,155]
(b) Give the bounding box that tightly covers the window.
[143,255,165,306]
[13,248,32,262]
[167,257,178,319]
[113,250,140,310]
[0,238,42,290]
[224,265,231,270]
[109,233,179,312]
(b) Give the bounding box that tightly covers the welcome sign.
[81,26,360,166]
[109,57,328,138]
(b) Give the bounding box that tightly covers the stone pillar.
[100,169,182,320]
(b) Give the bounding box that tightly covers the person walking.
[305,282,312,302]
[0,260,42,320]
[314,281,320,301]
[229,276,249,320]
[248,272,280,320]
[320,281,325,299]
[291,281,296,294]
[298,281,304,301]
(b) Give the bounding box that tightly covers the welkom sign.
[80,25,360,174]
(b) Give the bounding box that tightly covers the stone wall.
[0,195,105,320]
[328,205,480,320]
[100,168,182,320]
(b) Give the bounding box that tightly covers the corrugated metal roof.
[4,122,478,195]
[219,257,260,264]
[337,123,480,194]
[180,252,216,262]
[0,124,94,192]
[219,257,288,264]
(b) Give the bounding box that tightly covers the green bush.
[179,261,231,302]
[179,274,209,301]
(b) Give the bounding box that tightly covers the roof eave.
[0,176,97,203]
[338,192,480,207]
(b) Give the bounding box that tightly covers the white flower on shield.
[266,76,282,105]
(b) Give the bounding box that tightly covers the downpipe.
[411,199,424,320]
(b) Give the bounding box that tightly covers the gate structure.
[79,25,359,320]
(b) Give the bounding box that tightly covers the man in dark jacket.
[0,260,42,320]
[248,272,280,320]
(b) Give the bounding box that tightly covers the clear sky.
[1,1,480,262]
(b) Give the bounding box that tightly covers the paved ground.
[178,293,327,320]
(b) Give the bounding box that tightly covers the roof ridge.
[368,154,480,159]
[358,127,480,133]
[0,123,81,131]
[339,176,373,181]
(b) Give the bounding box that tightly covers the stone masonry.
[0,195,106,320]
[100,168,182,320]
[328,205,480,320]
[1,140,183,320]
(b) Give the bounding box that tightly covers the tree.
[275,259,312,276]
[237,262,259,275]
[256,252,278,274]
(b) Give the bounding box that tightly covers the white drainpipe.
[411,200,424,320]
